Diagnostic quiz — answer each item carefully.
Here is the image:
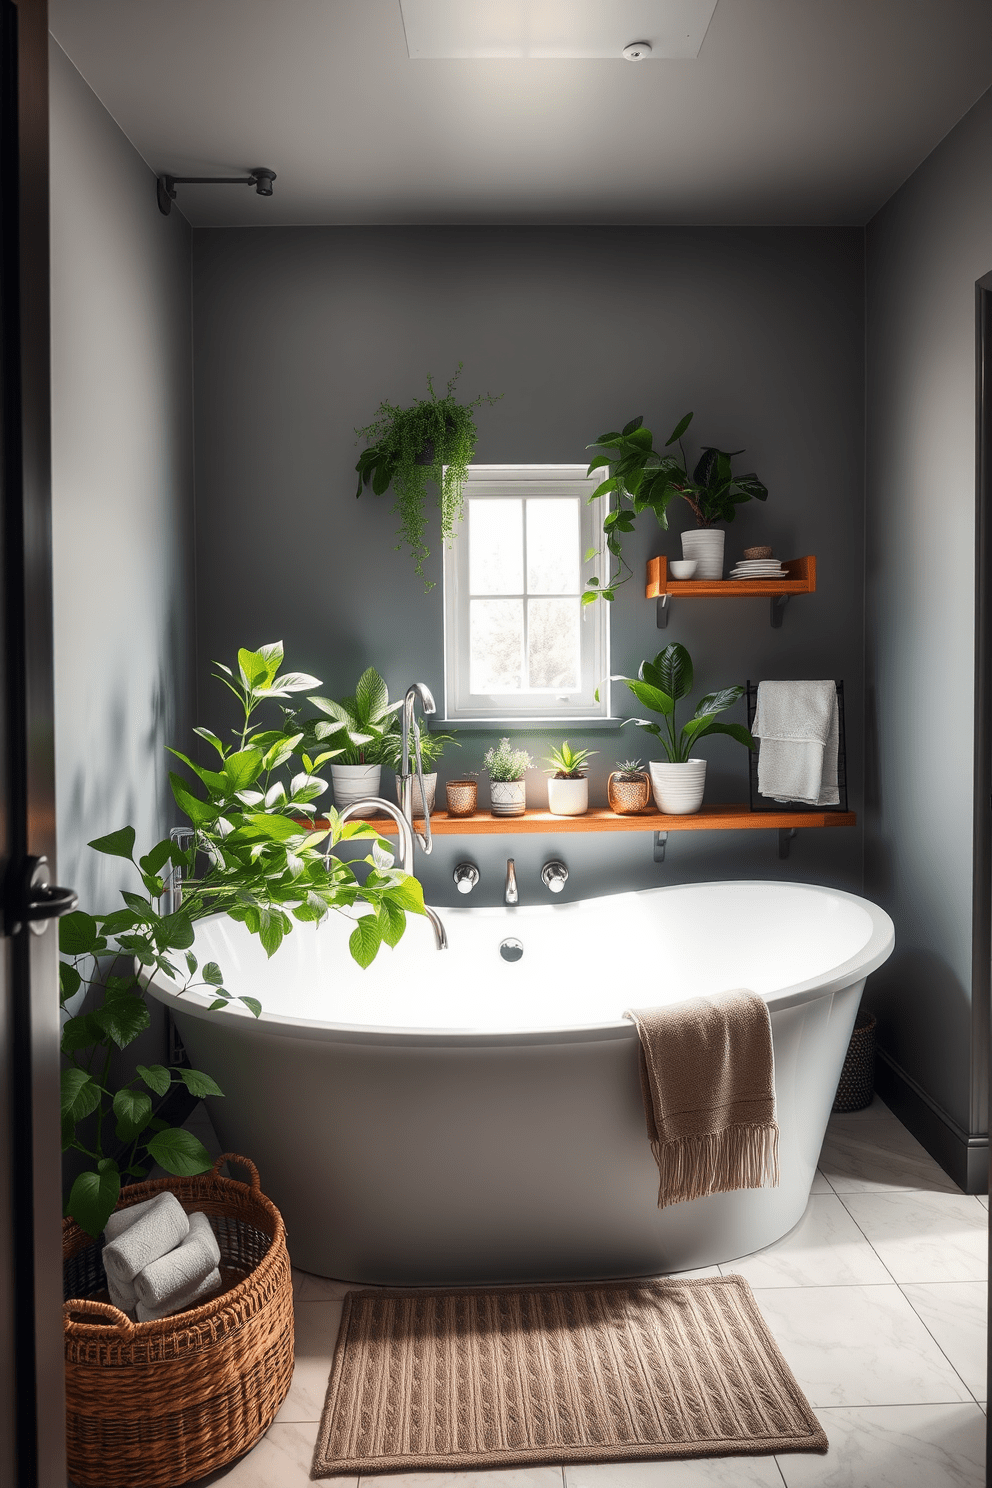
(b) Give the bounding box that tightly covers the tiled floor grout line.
[829,1188,904,1285]
[895,1279,982,1406]
[772,1452,791,1488]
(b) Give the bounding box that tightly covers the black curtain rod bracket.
[157,167,276,216]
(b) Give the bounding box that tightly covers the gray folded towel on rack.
[102,1191,189,1288]
[133,1211,221,1317]
[136,1266,222,1323]
[752,679,839,806]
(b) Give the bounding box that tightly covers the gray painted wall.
[192,226,864,909]
[864,87,992,1135]
[50,40,195,913]
[49,40,195,1112]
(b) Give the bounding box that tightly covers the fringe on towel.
[651,1122,781,1209]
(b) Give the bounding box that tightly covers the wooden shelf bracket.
[778,827,799,859]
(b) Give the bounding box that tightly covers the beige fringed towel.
[625,990,780,1208]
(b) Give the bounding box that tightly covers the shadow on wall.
[60,658,176,915]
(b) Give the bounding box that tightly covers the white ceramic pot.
[393,771,437,817]
[681,528,725,581]
[331,762,382,812]
[649,759,707,814]
[490,779,527,817]
[547,776,589,816]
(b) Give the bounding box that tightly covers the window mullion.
[521,497,530,691]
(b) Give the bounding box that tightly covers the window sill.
[429,717,625,732]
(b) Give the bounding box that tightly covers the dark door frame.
[977,269,992,1468]
[1,0,67,1483]
[973,276,992,1151]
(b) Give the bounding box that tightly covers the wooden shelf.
[646,555,816,629]
[329,804,855,837]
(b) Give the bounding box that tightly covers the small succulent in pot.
[607,758,652,816]
[483,737,533,817]
[544,741,596,817]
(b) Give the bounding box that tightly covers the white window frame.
[442,464,611,723]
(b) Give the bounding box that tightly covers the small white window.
[443,465,610,722]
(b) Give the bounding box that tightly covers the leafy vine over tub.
[59,642,426,1237]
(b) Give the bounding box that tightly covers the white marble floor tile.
[775,1403,985,1487]
[901,1282,988,1399]
[564,1456,784,1486]
[274,1299,343,1424]
[810,1170,833,1195]
[719,1195,891,1288]
[194,1422,328,1485]
[753,1284,971,1406]
[361,1471,564,1488]
[840,1191,988,1283]
[818,1100,960,1195]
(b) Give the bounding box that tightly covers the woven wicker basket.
[63,1154,294,1488]
[832,1011,878,1113]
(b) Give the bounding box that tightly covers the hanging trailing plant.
[354,364,501,590]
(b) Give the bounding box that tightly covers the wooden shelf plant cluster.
[324,550,852,861]
[646,555,816,629]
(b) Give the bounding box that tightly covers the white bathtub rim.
[143,880,893,1048]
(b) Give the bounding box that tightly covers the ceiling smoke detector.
[622,41,653,60]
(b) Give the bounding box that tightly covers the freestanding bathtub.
[146,881,894,1285]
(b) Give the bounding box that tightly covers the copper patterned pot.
[607,771,651,814]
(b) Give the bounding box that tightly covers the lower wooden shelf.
[331,804,856,836]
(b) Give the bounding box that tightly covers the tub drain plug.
[499,938,523,963]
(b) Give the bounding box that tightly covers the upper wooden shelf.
[646,555,816,629]
[331,804,855,837]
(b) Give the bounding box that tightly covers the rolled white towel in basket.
[752,680,839,806]
[136,1267,222,1323]
[133,1211,222,1319]
[102,1191,189,1288]
[106,1273,138,1320]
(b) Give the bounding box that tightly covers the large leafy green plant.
[61,642,427,1238]
[307,666,401,765]
[614,643,755,763]
[354,365,501,590]
[583,413,768,603]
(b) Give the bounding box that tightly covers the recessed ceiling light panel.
[399,0,718,61]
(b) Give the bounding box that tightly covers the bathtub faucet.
[399,682,436,859]
[332,797,448,951]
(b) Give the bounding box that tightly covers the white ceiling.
[49,0,992,228]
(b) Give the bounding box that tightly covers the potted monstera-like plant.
[613,643,755,813]
[354,365,501,590]
[583,412,768,596]
[308,667,401,810]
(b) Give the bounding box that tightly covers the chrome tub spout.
[332,797,446,950]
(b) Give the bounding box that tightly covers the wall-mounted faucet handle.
[453,862,480,895]
[541,860,568,894]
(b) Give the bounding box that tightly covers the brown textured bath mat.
[311,1275,826,1476]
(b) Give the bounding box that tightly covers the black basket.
[746,680,848,813]
[832,1010,877,1113]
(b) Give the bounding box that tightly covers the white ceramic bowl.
[669,559,698,580]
